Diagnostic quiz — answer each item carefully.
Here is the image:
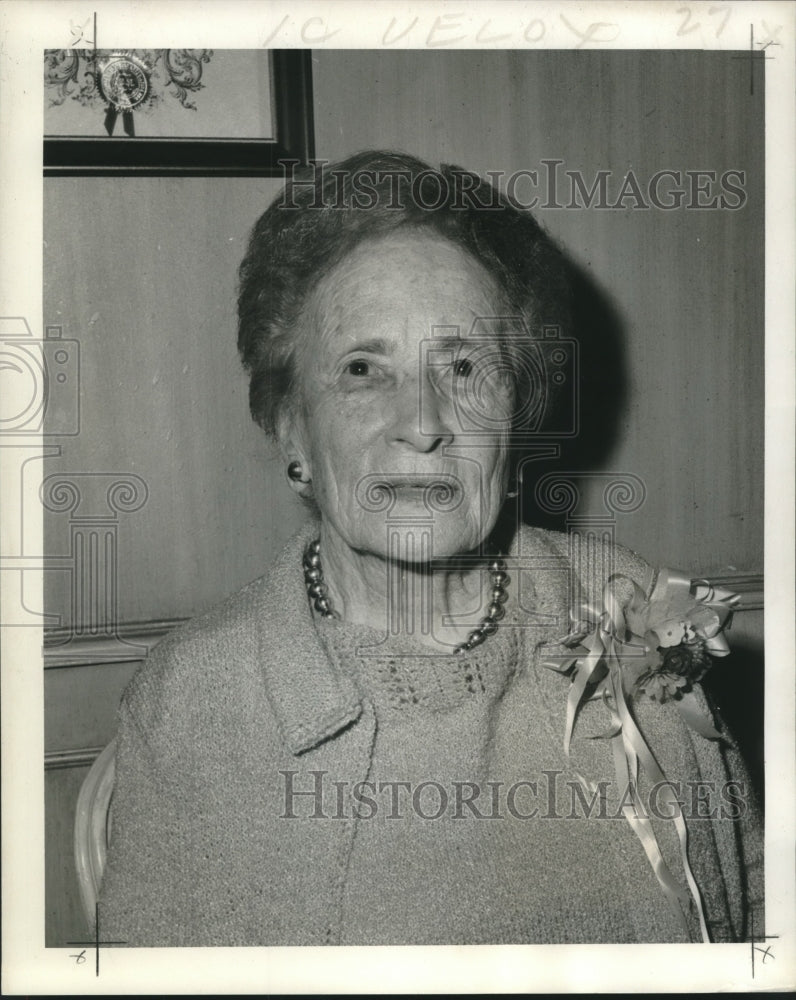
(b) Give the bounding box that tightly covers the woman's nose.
[387,374,454,452]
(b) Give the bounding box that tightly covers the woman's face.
[281,230,515,562]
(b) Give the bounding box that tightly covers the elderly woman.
[100,151,762,946]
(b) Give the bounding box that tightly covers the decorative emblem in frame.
[44,49,214,136]
[43,50,314,177]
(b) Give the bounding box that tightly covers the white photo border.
[1,0,794,993]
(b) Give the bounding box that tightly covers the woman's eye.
[346,359,370,376]
[454,358,474,378]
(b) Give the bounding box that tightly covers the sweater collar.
[253,520,572,756]
[254,519,363,756]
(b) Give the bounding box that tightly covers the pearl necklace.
[302,538,510,654]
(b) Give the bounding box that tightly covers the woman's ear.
[277,409,313,498]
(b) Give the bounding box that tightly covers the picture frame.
[43,49,314,176]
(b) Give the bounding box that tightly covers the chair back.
[74,739,116,931]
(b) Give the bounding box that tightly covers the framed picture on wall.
[43,48,314,176]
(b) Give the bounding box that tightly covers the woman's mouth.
[357,474,464,513]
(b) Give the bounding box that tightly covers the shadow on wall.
[515,252,630,533]
[506,253,765,808]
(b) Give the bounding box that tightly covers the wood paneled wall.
[311,49,764,574]
[43,49,764,946]
[43,175,306,628]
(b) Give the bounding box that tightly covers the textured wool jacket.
[99,521,763,946]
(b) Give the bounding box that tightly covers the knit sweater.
[99,521,763,946]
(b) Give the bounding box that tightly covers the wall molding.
[42,572,763,670]
[43,573,762,770]
[701,574,763,612]
[43,618,188,669]
[45,746,105,771]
